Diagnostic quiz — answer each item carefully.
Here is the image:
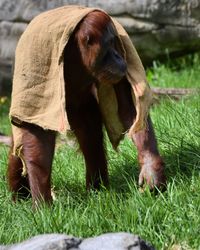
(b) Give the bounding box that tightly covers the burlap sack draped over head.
[10,5,153,152]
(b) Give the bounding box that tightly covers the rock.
[79,232,155,250]
[0,233,155,250]
[0,20,27,93]
[0,0,46,22]
[0,0,200,90]
[1,234,81,250]
[0,21,27,65]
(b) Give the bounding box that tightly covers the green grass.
[0,55,200,249]
[0,97,10,135]
[147,53,200,88]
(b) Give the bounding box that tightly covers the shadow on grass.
[163,143,200,179]
[107,141,200,194]
[109,162,139,193]
[52,138,200,198]
[4,138,198,202]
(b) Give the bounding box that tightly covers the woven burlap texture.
[10,5,153,153]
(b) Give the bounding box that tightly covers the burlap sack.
[10,5,153,154]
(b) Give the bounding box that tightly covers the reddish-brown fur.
[8,11,166,206]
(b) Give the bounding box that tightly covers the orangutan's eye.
[86,35,90,45]
[86,35,95,47]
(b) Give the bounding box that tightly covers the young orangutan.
[8,9,166,205]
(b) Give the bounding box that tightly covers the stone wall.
[0,0,200,91]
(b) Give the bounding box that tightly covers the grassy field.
[0,55,200,249]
